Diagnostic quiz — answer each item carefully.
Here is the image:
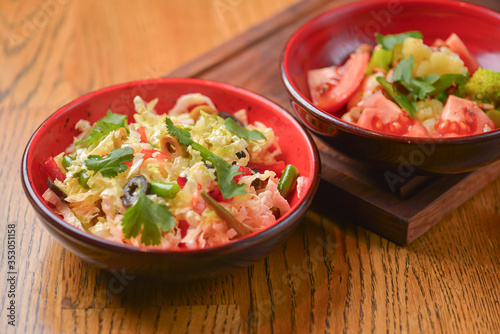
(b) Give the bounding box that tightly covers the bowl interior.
[284,0,500,116]
[24,78,319,249]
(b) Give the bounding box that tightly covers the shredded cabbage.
[44,94,298,250]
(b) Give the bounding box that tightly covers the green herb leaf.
[430,72,469,97]
[376,31,423,50]
[76,111,128,147]
[85,147,134,178]
[122,188,175,245]
[224,118,266,141]
[391,55,436,102]
[420,73,440,84]
[376,77,418,117]
[392,56,414,83]
[166,117,247,199]
[409,79,436,100]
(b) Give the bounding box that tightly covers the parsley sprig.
[76,111,128,147]
[85,147,134,178]
[121,187,175,245]
[165,117,247,199]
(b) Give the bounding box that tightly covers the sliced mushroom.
[112,127,128,148]
[160,136,184,159]
[190,105,217,121]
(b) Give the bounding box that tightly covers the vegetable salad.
[43,94,303,249]
[308,31,500,137]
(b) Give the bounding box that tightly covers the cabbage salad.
[43,94,304,249]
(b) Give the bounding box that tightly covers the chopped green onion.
[200,191,250,237]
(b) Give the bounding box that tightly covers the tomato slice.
[434,95,494,137]
[443,33,479,74]
[308,47,370,116]
[357,91,429,137]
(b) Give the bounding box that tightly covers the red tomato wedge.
[357,92,429,137]
[443,33,480,74]
[308,48,370,116]
[434,95,494,137]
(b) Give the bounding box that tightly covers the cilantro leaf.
[85,147,134,178]
[376,31,423,50]
[224,118,265,141]
[376,77,418,117]
[76,111,128,147]
[166,117,247,199]
[389,55,436,106]
[430,72,469,97]
[392,56,414,83]
[409,79,436,100]
[420,73,440,84]
[122,188,175,245]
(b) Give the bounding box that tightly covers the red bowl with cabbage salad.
[281,0,500,174]
[21,78,320,279]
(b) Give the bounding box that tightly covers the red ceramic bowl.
[281,0,500,174]
[21,78,320,279]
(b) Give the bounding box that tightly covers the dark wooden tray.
[166,0,500,245]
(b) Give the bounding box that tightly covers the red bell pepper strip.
[44,157,66,182]
[208,186,224,202]
[141,149,169,161]
[233,166,252,183]
[177,176,187,189]
[137,126,148,143]
[247,161,286,177]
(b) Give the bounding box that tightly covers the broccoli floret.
[459,68,500,108]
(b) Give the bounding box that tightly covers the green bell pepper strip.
[75,170,90,189]
[149,181,180,199]
[277,164,299,198]
[62,155,75,171]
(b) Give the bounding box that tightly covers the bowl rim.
[21,77,321,256]
[280,0,500,145]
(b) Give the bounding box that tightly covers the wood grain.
[1,1,500,334]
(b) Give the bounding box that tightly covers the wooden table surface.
[1,0,499,333]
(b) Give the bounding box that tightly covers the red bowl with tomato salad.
[21,78,320,279]
[281,0,500,174]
